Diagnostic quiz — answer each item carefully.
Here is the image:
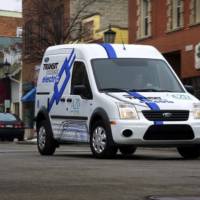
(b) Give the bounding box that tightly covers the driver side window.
[71,61,93,99]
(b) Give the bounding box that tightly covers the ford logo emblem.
[44,57,49,63]
[163,113,172,118]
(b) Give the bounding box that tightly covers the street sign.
[195,42,200,70]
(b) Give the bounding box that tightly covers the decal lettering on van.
[42,75,59,83]
[43,63,59,70]
[169,94,192,100]
[43,63,59,76]
[48,48,76,112]
[124,95,174,104]
[70,98,81,113]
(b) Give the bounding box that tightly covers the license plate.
[6,125,13,128]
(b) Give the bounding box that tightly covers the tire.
[18,134,24,141]
[119,146,137,156]
[37,120,56,155]
[8,137,14,142]
[90,120,117,158]
[177,145,200,159]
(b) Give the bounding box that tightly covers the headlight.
[192,103,200,119]
[117,103,139,120]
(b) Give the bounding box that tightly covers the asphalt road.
[0,143,200,200]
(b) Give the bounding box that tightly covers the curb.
[16,139,37,145]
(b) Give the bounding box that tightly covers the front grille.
[142,110,189,121]
[143,125,194,140]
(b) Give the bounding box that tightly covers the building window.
[190,0,200,25]
[16,27,22,38]
[167,0,184,31]
[136,0,152,39]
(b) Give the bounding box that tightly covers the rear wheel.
[18,134,24,141]
[119,146,137,156]
[177,145,200,159]
[8,137,14,142]
[37,120,56,155]
[90,120,117,158]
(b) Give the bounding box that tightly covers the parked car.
[0,113,24,141]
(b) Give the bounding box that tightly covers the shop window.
[167,0,184,31]
[190,0,200,25]
[136,0,152,39]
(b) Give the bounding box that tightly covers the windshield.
[0,113,17,121]
[92,58,184,93]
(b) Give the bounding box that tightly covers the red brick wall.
[0,16,22,37]
[128,0,200,79]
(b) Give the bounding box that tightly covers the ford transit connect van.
[35,44,200,159]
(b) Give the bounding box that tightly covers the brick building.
[0,10,22,114]
[129,0,200,98]
[0,10,22,37]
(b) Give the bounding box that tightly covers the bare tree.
[23,0,96,60]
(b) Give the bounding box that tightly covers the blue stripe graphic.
[100,43,117,58]
[100,43,163,125]
[48,49,75,112]
[128,92,163,125]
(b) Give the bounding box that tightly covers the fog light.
[122,129,133,137]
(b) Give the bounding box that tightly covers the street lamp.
[3,60,11,77]
[104,25,116,43]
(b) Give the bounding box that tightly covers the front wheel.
[37,120,56,155]
[177,145,200,159]
[90,120,117,158]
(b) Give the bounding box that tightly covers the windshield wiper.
[99,88,129,93]
[100,88,174,93]
[134,88,174,92]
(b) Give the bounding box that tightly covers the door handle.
[60,98,65,102]
[66,98,72,103]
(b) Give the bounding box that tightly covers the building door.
[163,51,181,78]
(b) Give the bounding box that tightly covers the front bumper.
[111,119,200,146]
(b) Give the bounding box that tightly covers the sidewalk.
[16,138,37,145]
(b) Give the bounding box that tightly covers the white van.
[35,44,200,159]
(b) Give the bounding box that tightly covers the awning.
[21,87,36,102]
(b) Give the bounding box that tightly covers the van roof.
[45,44,164,60]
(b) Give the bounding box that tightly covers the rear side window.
[0,113,17,121]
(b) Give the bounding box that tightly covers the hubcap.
[38,126,46,150]
[92,126,107,153]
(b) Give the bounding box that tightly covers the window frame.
[167,0,184,31]
[137,0,152,39]
[190,0,200,25]
[70,61,93,100]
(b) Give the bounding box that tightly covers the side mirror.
[184,85,194,95]
[73,85,87,98]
